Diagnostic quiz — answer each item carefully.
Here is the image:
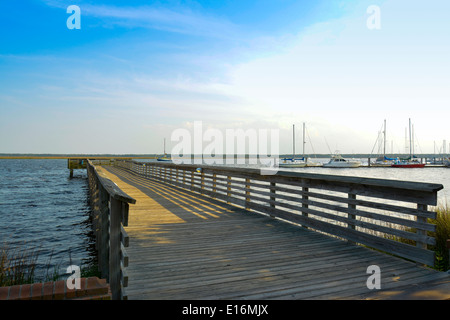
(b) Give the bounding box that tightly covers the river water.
[0,159,96,281]
[1,158,449,282]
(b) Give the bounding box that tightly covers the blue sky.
[1,0,449,155]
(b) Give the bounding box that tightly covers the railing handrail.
[115,159,443,267]
[93,167,136,205]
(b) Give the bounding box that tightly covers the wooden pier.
[86,160,450,300]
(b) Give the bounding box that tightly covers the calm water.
[1,158,449,281]
[0,159,96,280]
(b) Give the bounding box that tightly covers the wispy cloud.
[42,0,240,39]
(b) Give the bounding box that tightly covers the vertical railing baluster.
[213,174,217,198]
[227,176,232,203]
[416,204,428,259]
[245,178,251,210]
[269,182,276,218]
[302,187,309,228]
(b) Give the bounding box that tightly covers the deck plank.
[97,165,450,300]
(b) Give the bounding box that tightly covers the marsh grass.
[428,203,450,271]
[1,242,100,287]
[385,203,450,271]
[0,244,39,286]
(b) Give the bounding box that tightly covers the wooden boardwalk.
[97,165,450,300]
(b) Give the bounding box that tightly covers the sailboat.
[391,118,425,168]
[157,138,172,162]
[371,119,394,167]
[279,124,307,168]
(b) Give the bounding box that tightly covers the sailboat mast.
[409,118,412,159]
[292,124,295,158]
[303,122,306,158]
[383,119,386,157]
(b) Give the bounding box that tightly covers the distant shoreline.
[0,155,157,159]
[0,153,447,160]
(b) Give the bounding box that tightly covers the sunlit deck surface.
[97,165,450,300]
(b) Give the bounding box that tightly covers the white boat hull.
[323,160,361,168]
[323,162,361,168]
[324,153,361,168]
[279,163,307,168]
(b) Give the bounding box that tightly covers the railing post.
[348,193,356,230]
[201,171,205,194]
[212,174,217,197]
[302,187,309,228]
[227,176,232,203]
[269,182,276,218]
[109,196,122,300]
[99,185,110,280]
[347,193,356,244]
[416,204,428,250]
[120,202,129,300]
[245,178,251,210]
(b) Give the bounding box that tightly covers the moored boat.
[391,161,425,168]
[279,157,307,168]
[390,119,425,168]
[157,138,172,162]
[371,156,395,167]
[157,154,172,162]
[323,153,361,168]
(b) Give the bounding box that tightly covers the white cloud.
[214,0,450,153]
[42,0,240,39]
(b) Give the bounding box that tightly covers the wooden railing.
[87,160,136,300]
[115,160,443,267]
